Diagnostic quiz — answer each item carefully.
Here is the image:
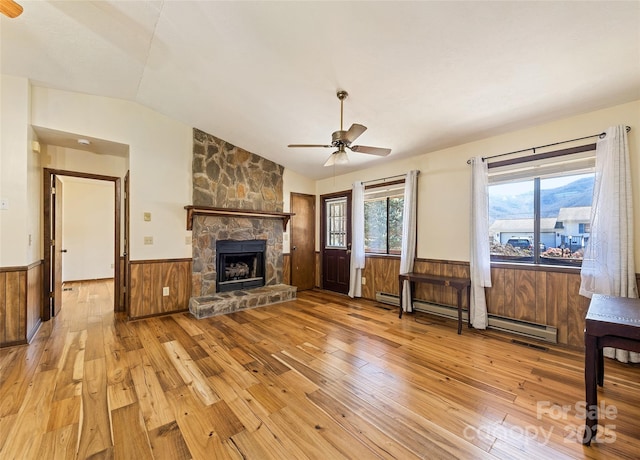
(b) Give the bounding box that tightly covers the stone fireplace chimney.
[189,129,295,318]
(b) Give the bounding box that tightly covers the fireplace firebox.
[216,239,266,292]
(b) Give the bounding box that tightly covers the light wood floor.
[1,280,639,459]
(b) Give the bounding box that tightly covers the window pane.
[539,172,594,266]
[326,198,347,248]
[364,198,387,253]
[489,180,534,263]
[388,197,404,254]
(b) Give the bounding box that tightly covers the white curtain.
[579,125,638,362]
[399,170,419,312]
[469,157,491,329]
[348,181,365,298]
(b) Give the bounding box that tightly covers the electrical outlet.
[361,276,366,285]
[185,236,192,245]
[162,286,169,296]
[144,236,153,245]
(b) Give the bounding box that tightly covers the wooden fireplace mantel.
[184,206,294,231]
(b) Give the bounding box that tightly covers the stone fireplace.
[188,129,296,319]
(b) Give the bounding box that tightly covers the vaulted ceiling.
[2,1,639,179]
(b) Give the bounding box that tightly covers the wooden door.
[290,193,315,290]
[321,192,351,294]
[53,176,64,316]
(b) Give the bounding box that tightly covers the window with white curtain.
[364,182,404,255]
[488,150,595,266]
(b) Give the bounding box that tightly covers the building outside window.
[488,150,595,266]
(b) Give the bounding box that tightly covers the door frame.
[43,168,122,320]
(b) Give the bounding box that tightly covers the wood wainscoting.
[0,261,42,347]
[358,255,640,349]
[129,258,192,319]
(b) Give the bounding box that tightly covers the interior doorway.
[43,168,122,320]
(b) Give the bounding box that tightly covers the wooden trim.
[0,258,40,273]
[185,205,294,231]
[26,318,42,343]
[0,265,28,273]
[130,257,193,265]
[128,308,189,321]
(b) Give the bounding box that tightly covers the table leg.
[456,288,462,335]
[467,286,472,329]
[597,346,604,387]
[398,277,404,319]
[583,332,598,446]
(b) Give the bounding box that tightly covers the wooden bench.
[583,294,640,445]
[398,273,471,334]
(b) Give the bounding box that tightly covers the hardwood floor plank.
[111,402,154,460]
[0,369,57,459]
[163,340,220,406]
[78,358,113,459]
[36,424,79,460]
[148,421,191,460]
[2,281,640,459]
[128,348,175,430]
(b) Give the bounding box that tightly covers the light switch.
[143,212,151,221]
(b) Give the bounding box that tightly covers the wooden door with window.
[321,192,351,294]
[290,193,316,290]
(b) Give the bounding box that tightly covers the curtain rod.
[466,126,631,165]
[362,173,407,185]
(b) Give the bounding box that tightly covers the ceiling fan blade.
[288,144,332,148]
[350,145,391,156]
[345,123,367,144]
[0,0,23,18]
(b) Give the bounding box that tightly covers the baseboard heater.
[376,291,557,344]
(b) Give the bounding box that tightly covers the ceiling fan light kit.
[288,90,391,167]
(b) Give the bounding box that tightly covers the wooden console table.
[398,273,471,334]
[583,294,640,445]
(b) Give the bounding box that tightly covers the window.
[364,182,404,254]
[325,197,347,248]
[488,150,595,266]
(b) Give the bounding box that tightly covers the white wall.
[0,75,33,266]
[316,100,640,271]
[30,86,193,261]
[61,178,115,281]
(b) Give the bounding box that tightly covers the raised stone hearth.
[189,284,297,319]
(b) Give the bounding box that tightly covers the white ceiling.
[2,1,639,180]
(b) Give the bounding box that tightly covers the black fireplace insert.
[216,239,266,292]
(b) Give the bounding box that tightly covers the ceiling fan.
[0,0,23,18]
[288,90,391,167]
